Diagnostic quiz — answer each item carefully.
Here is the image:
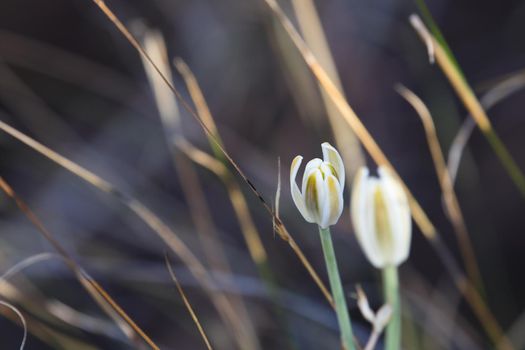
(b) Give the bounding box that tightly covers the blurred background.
[1,0,525,349]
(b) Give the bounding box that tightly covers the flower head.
[351,166,412,268]
[290,142,345,228]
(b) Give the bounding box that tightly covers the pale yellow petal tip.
[291,155,303,170]
[321,141,334,149]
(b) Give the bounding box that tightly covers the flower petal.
[304,169,326,225]
[319,174,344,228]
[302,158,323,194]
[373,183,395,265]
[378,166,411,266]
[290,156,313,222]
[351,167,386,268]
[322,142,345,189]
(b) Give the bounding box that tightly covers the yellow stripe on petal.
[374,186,394,264]
[322,142,345,188]
[321,175,343,228]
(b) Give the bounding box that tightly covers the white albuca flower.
[290,142,345,229]
[351,166,412,268]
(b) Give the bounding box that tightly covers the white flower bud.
[290,142,345,229]
[351,166,412,268]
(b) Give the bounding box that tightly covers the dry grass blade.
[0,119,261,349]
[0,296,98,350]
[165,255,213,350]
[263,0,436,240]
[175,138,335,307]
[0,300,27,350]
[173,58,267,265]
[88,0,335,311]
[173,58,222,146]
[0,257,124,341]
[0,253,56,281]
[90,0,269,211]
[263,2,512,348]
[291,0,365,180]
[395,85,513,350]
[410,14,525,198]
[395,84,483,293]
[173,57,334,323]
[138,26,258,350]
[0,177,159,350]
[448,69,525,183]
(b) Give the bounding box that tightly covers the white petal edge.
[352,168,386,268]
[378,166,412,266]
[322,142,345,189]
[302,158,323,195]
[290,156,313,222]
[305,169,327,226]
[319,174,344,228]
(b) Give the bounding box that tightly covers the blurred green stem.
[382,266,401,350]
[414,0,525,199]
[318,226,355,350]
[414,0,464,79]
[484,128,525,197]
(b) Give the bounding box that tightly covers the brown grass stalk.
[291,0,365,180]
[263,0,436,239]
[175,139,335,308]
[88,0,335,312]
[0,121,254,349]
[410,14,525,198]
[174,55,335,307]
[0,254,135,342]
[138,27,259,350]
[262,2,511,348]
[395,84,484,293]
[165,255,213,350]
[0,177,159,350]
[0,297,98,350]
[173,59,267,265]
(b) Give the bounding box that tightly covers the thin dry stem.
[0,177,158,350]
[0,300,27,350]
[291,0,365,180]
[0,257,124,340]
[165,255,213,350]
[0,123,252,350]
[176,139,335,307]
[0,302,99,350]
[263,2,511,348]
[88,0,335,311]
[173,58,221,142]
[139,26,258,350]
[395,84,483,292]
[448,69,525,183]
[395,85,513,350]
[174,59,268,264]
[264,0,436,239]
[410,14,525,198]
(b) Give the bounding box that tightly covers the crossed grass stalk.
[0,0,518,349]
[83,1,517,348]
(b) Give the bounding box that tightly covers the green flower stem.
[318,226,355,350]
[382,266,401,350]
